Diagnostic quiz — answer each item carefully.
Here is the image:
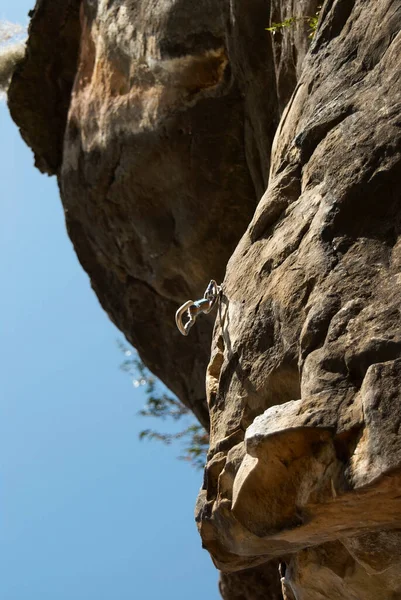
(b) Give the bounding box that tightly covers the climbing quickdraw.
[175,280,222,336]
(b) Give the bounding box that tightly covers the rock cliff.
[8,0,401,598]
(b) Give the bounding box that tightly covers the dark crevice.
[294,105,355,165]
[250,165,302,243]
[311,0,356,53]
[160,32,224,59]
[345,340,401,390]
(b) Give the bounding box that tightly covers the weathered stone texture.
[197,0,401,598]
[8,0,401,598]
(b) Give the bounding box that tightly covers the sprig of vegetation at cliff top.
[266,7,321,38]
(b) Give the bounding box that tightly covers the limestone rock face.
[8,0,401,598]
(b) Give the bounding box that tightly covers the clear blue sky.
[0,3,218,599]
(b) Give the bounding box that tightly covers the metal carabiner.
[204,280,221,310]
[176,300,195,336]
[175,280,221,336]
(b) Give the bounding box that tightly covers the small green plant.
[266,6,321,39]
[118,341,209,469]
[266,16,298,34]
[308,10,320,36]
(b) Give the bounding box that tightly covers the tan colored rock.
[197,0,401,597]
[286,539,401,600]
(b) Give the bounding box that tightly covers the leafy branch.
[118,341,209,469]
[266,7,321,38]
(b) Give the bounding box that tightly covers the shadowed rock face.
[219,560,284,600]
[8,0,401,598]
[9,0,286,430]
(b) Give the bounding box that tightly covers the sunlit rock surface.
[196,1,401,598]
[8,0,401,598]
